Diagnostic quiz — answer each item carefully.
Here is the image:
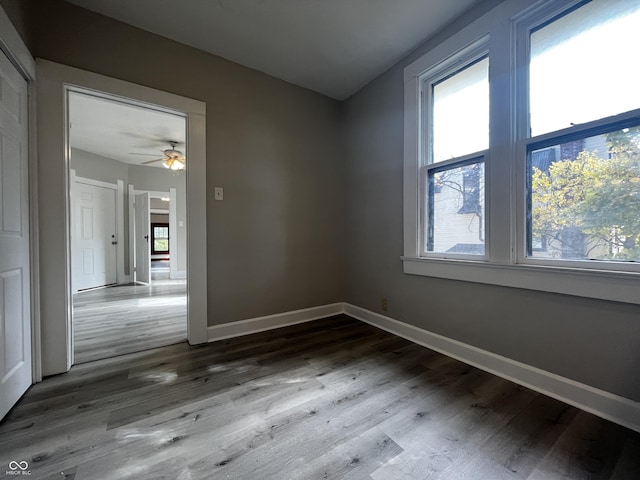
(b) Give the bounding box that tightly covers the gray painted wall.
[71,148,128,184]
[151,213,169,223]
[342,1,640,401]
[4,0,345,324]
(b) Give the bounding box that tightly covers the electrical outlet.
[381,298,388,312]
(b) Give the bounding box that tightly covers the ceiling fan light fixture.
[140,141,186,170]
[163,156,186,170]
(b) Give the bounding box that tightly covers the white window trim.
[403,0,640,305]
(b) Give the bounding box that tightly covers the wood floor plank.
[73,280,187,363]
[527,411,631,480]
[1,315,638,479]
[610,436,640,480]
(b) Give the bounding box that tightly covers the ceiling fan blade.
[142,158,165,165]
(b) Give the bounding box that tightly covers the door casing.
[36,60,208,375]
[134,191,151,284]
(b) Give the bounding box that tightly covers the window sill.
[401,256,640,305]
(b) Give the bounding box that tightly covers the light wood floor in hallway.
[73,280,187,363]
[1,315,638,479]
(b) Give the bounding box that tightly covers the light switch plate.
[214,187,224,201]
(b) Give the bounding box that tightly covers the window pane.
[426,160,485,254]
[529,124,640,262]
[154,239,169,251]
[530,0,640,136]
[432,57,489,163]
[154,226,168,238]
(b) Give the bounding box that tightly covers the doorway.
[68,89,188,363]
[36,59,207,377]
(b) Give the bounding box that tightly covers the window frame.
[402,0,640,305]
[518,113,640,273]
[422,153,487,259]
[418,39,489,261]
[151,222,170,255]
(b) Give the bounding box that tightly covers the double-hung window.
[151,223,170,255]
[522,0,640,268]
[422,42,488,258]
[403,0,640,304]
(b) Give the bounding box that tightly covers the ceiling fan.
[140,141,186,170]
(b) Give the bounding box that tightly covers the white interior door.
[0,49,31,420]
[72,183,117,291]
[135,192,151,284]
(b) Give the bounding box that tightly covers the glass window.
[426,159,485,255]
[421,49,488,258]
[402,0,640,302]
[528,124,640,262]
[530,0,640,136]
[151,223,169,254]
[432,57,489,162]
[527,0,640,266]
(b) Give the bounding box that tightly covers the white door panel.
[72,183,117,291]
[0,48,31,420]
[135,192,150,284]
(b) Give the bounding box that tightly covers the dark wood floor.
[73,280,187,363]
[1,315,638,479]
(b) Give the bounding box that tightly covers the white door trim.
[0,5,41,384]
[73,172,118,190]
[37,59,208,376]
[169,187,180,279]
[134,192,151,284]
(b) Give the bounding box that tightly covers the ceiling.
[69,91,186,168]
[64,0,482,100]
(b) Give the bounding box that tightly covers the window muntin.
[426,158,485,255]
[528,122,640,263]
[432,57,489,162]
[529,0,640,137]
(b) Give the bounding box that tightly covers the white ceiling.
[69,91,186,167]
[64,0,482,100]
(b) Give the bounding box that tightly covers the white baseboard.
[207,303,344,342]
[205,301,640,432]
[343,303,640,433]
[171,270,187,280]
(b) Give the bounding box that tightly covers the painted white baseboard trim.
[343,303,640,433]
[172,270,187,280]
[207,303,344,343]
[205,301,640,432]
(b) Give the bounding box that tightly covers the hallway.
[73,280,187,363]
